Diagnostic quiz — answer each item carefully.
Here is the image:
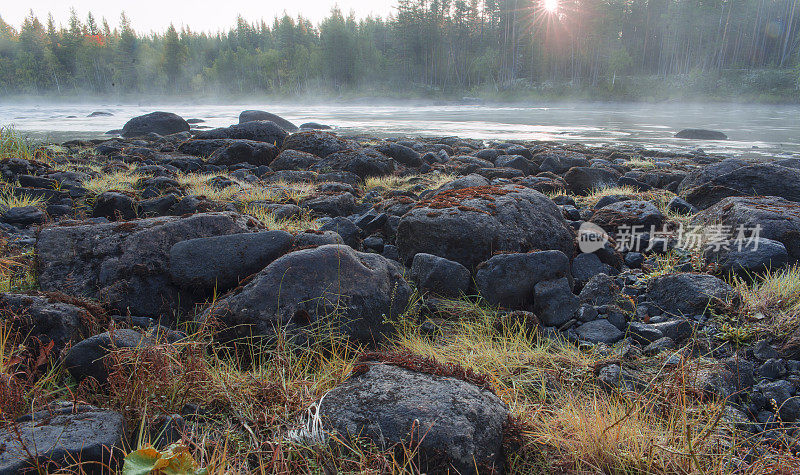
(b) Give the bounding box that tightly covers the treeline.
[1,1,799,99]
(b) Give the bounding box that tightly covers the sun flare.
[543,0,559,13]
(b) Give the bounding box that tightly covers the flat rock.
[0,403,125,473]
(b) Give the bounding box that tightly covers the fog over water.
[2,101,799,159]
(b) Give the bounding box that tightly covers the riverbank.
[1,116,800,472]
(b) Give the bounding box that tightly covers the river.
[1,101,798,159]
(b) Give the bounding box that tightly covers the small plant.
[243,205,319,232]
[0,189,45,211]
[123,443,207,475]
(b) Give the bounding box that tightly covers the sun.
[543,0,559,13]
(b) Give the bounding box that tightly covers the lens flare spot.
[543,0,559,13]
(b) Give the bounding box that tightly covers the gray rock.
[282,131,351,158]
[578,273,620,307]
[195,120,288,147]
[303,192,356,217]
[538,151,590,174]
[495,155,532,175]
[575,319,624,344]
[270,149,321,171]
[475,251,570,308]
[398,185,575,269]
[208,140,279,167]
[693,196,800,262]
[295,230,344,247]
[92,192,138,221]
[590,200,665,232]
[571,253,614,290]
[62,329,153,383]
[0,403,125,473]
[680,161,800,209]
[643,337,676,355]
[675,129,727,140]
[647,273,733,316]
[238,110,298,131]
[318,363,508,475]
[667,196,698,215]
[37,212,254,319]
[122,111,189,138]
[704,237,789,277]
[376,142,422,167]
[1,205,46,226]
[169,230,294,293]
[0,293,90,353]
[564,167,621,194]
[319,216,361,248]
[534,277,579,327]
[311,148,395,178]
[650,319,694,341]
[201,245,412,345]
[411,253,471,298]
[628,321,664,346]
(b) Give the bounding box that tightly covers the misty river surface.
[2,102,799,159]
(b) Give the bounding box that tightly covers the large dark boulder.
[92,192,138,221]
[238,110,298,131]
[208,140,279,167]
[679,160,800,209]
[647,273,733,317]
[0,293,92,353]
[178,138,250,157]
[564,167,621,194]
[194,121,288,147]
[318,362,508,475]
[538,151,590,174]
[169,230,294,293]
[201,245,412,344]
[311,148,394,178]
[1,205,46,226]
[121,111,189,138]
[704,237,789,277]
[302,192,356,217]
[692,196,800,262]
[397,185,575,269]
[411,253,471,298]
[281,131,351,158]
[63,329,153,383]
[675,129,727,140]
[37,212,255,319]
[270,149,321,171]
[475,251,570,309]
[376,142,422,167]
[0,403,125,473]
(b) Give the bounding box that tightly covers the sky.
[1,1,398,33]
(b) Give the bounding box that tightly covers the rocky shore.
[1,110,800,473]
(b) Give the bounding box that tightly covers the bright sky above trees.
[2,1,397,32]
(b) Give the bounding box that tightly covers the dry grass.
[0,126,44,163]
[624,157,657,169]
[0,188,45,211]
[735,265,800,339]
[243,205,319,233]
[362,173,457,193]
[5,291,799,473]
[82,169,144,195]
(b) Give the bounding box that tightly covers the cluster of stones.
[1,110,799,472]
